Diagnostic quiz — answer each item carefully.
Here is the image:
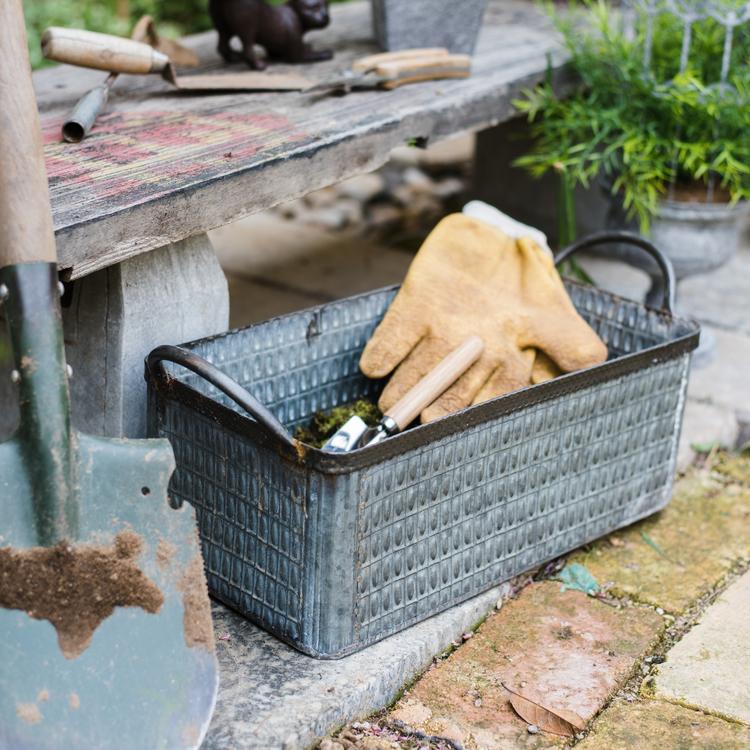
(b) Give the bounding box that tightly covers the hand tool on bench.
[0,2,218,747]
[306,48,472,96]
[324,336,484,452]
[62,15,199,143]
[42,26,313,92]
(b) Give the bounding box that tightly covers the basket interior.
[166,283,698,434]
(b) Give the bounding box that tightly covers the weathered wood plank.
[33,0,568,278]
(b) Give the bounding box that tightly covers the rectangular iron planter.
[371,0,488,55]
[146,234,699,658]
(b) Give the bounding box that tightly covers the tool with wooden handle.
[324,336,484,452]
[0,2,218,747]
[62,17,151,143]
[308,48,472,96]
[43,26,312,91]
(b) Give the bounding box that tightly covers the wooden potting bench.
[15,0,569,438]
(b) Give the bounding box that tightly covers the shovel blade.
[0,432,218,750]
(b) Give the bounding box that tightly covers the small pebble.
[527,724,539,735]
[474,699,482,707]
[656,607,665,615]
[462,632,473,641]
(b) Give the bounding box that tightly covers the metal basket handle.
[554,231,676,314]
[146,345,297,449]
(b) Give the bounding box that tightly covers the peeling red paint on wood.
[42,110,309,209]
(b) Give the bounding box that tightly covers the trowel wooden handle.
[376,54,471,89]
[352,48,450,73]
[0,0,57,268]
[386,336,484,430]
[42,27,171,75]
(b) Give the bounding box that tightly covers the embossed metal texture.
[147,278,699,658]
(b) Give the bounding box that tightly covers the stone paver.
[577,699,750,749]
[687,326,750,414]
[572,470,750,614]
[655,570,750,725]
[679,242,750,337]
[388,581,664,750]
[203,585,508,750]
[677,401,739,472]
[715,453,750,486]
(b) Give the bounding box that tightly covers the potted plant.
[371,0,488,55]
[514,1,750,292]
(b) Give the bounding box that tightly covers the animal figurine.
[209,0,333,70]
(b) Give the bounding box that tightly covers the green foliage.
[293,399,382,447]
[24,0,210,69]
[514,0,750,230]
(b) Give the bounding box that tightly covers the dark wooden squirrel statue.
[209,0,333,70]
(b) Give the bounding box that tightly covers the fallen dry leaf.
[502,683,585,737]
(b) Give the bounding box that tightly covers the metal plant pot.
[602,188,747,288]
[371,0,488,54]
[602,191,748,365]
[649,199,748,280]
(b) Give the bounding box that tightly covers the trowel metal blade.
[324,416,373,452]
[0,432,218,750]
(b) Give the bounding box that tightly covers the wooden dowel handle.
[0,0,57,269]
[41,27,170,75]
[352,48,449,72]
[378,54,472,89]
[386,336,484,430]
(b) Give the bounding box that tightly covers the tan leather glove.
[360,214,607,423]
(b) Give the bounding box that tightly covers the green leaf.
[554,563,600,596]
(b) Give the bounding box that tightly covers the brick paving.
[322,455,750,749]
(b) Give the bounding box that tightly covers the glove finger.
[526,313,608,373]
[530,349,562,384]
[359,298,426,379]
[420,351,502,423]
[377,336,454,415]
[472,346,535,405]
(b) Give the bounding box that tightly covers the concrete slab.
[578,699,750,749]
[202,586,506,750]
[687,326,750,414]
[677,400,739,472]
[571,465,750,614]
[387,581,663,749]
[576,255,651,304]
[225,274,326,329]
[655,571,750,725]
[679,247,750,336]
[210,214,413,302]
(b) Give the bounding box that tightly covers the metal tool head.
[323,415,372,452]
[0,265,218,749]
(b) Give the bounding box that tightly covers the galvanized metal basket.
[146,233,699,659]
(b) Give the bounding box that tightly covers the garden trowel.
[42,27,312,92]
[0,2,218,748]
[325,336,484,452]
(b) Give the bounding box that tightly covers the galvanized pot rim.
[655,197,749,221]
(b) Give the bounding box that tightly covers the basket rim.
[147,282,700,474]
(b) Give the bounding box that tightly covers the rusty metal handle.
[555,231,676,313]
[146,345,296,449]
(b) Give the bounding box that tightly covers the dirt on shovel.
[0,530,163,659]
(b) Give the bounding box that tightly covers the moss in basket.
[513,1,750,233]
[294,399,382,448]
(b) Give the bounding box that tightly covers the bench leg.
[59,233,229,438]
